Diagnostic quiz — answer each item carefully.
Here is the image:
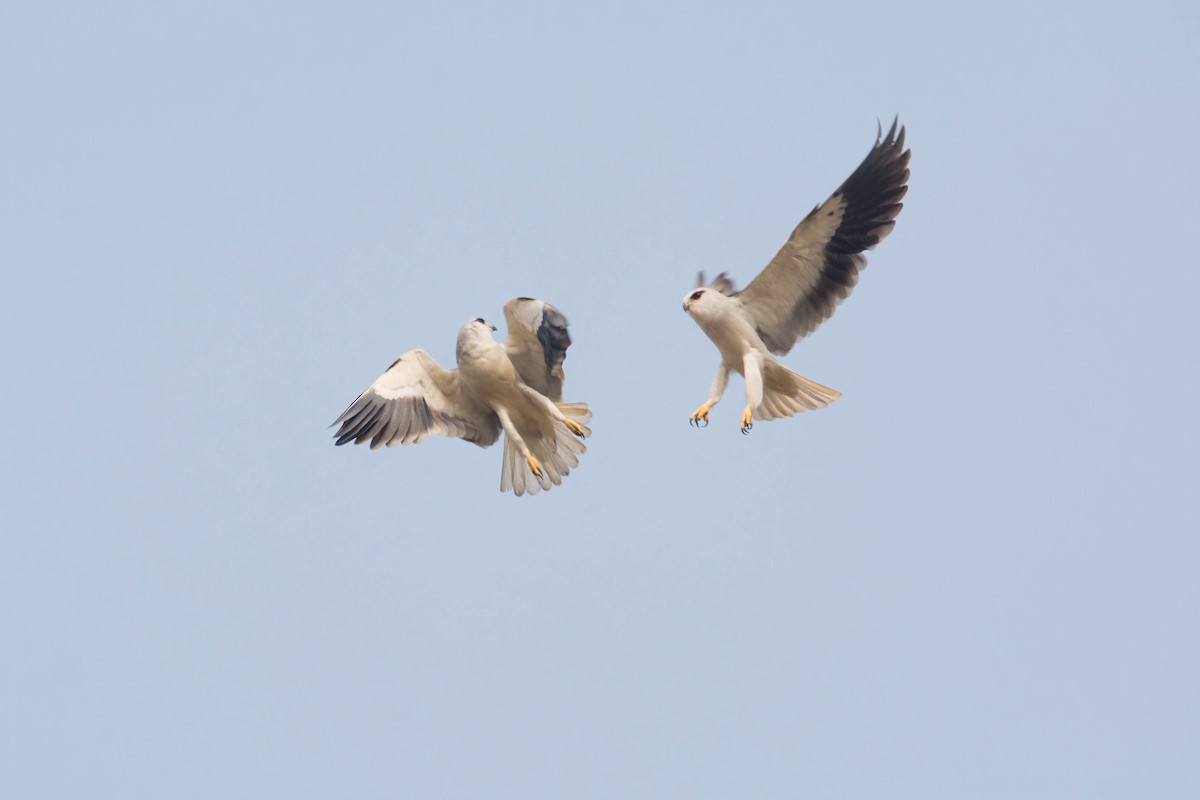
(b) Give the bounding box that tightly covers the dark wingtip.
[874,116,903,148]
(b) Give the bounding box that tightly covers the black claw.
[741,423,752,435]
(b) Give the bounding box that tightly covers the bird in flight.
[332,297,591,495]
[682,118,910,434]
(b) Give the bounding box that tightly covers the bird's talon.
[524,453,542,478]
[689,403,713,428]
[740,407,753,434]
[563,419,586,438]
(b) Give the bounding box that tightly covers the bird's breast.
[459,345,521,398]
[693,307,762,369]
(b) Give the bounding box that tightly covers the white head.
[684,271,739,322]
[456,317,498,358]
[682,286,730,323]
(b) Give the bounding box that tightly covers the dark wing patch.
[535,305,571,374]
[332,390,437,448]
[330,349,500,450]
[502,297,574,401]
[738,118,911,354]
[820,117,910,255]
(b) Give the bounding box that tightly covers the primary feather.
[738,118,910,354]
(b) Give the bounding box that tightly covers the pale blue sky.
[3,1,1198,797]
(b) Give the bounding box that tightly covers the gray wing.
[696,271,738,295]
[736,118,910,355]
[331,349,500,449]
[501,297,572,401]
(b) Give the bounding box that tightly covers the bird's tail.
[500,402,591,496]
[756,362,841,421]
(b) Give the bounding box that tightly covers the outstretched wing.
[502,297,572,401]
[331,349,500,449]
[737,118,910,355]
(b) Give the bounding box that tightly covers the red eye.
[691,291,703,301]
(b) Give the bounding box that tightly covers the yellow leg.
[563,418,586,437]
[740,406,754,434]
[524,452,542,478]
[689,402,713,427]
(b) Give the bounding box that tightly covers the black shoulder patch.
[536,307,571,370]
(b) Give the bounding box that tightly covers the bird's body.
[687,289,766,367]
[333,298,590,496]
[683,119,911,433]
[685,289,840,433]
[455,322,522,400]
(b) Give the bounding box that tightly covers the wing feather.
[331,349,500,450]
[736,118,910,354]
[502,297,573,401]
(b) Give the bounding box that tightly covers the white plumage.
[332,298,591,496]
[683,119,911,433]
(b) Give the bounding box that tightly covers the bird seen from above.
[683,117,911,434]
[332,297,591,496]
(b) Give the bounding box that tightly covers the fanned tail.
[756,362,841,421]
[500,402,591,496]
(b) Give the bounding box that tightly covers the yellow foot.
[524,452,542,478]
[689,402,713,428]
[740,406,754,435]
[563,418,586,438]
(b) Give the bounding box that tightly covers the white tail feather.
[499,402,591,496]
[755,362,841,421]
